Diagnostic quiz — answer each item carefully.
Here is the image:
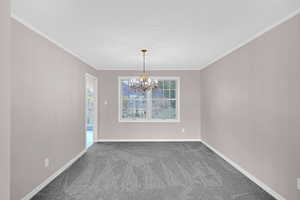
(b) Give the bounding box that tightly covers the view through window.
[119,77,180,122]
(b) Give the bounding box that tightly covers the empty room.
[1,0,300,200]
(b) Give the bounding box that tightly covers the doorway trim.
[85,73,98,148]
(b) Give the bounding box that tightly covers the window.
[119,77,180,122]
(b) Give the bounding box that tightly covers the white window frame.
[118,76,180,123]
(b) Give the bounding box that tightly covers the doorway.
[85,73,98,149]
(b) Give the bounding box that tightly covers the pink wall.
[97,70,201,140]
[0,0,10,200]
[10,19,97,200]
[200,14,300,200]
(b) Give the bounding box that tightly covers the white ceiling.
[12,0,300,70]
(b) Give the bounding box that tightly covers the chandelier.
[129,49,158,92]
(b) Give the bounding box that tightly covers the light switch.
[297,178,300,190]
[44,158,49,168]
[104,100,108,105]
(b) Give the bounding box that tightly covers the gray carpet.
[32,142,275,200]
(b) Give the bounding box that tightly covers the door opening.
[85,74,98,149]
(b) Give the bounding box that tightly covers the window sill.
[119,119,180,123]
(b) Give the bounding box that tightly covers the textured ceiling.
[11,0,300,70]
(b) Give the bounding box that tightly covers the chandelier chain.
[142,49,146,73]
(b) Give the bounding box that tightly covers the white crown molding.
[21,149,87,200]
[199,7,300,71]
[11,14,97,70]
[96,66,203,71]
[12,8,300,71]
[97,139,202,142]
[201,140,286,200]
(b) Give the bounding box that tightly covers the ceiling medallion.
[129,49,158,92]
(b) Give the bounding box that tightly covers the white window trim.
[85,73,98,143]
[118,76,180,123]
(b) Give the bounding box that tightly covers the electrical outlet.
[297,178,300,190]
[44,158,49,168]
[181,128,185,133]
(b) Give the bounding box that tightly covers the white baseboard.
[201,140,286,200]
[21,149,87,200]
[97,139,202,142]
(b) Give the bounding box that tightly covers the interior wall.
[10,19,97,200]
[97,70,201,140]
[200,14,300,200]
[0,0,10,199]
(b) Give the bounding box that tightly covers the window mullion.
[147,91,152,120]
